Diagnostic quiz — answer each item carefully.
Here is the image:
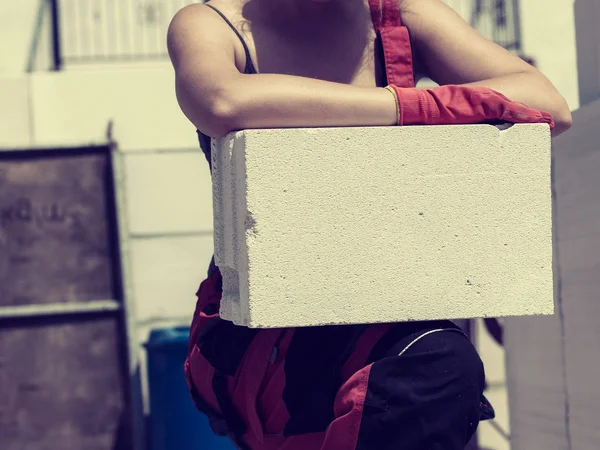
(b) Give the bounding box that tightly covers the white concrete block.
[123,152,213,235]
[211,124,554,328]
[129,234,214,324]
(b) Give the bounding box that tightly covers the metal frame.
[49,0,63,70]
[0,301,121,319]
[109,140,146,450]
[469,0,523,52]
[0,142,144,450]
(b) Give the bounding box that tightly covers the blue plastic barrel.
[145,327,236,450]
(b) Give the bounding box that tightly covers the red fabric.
[320,365,373,450]
[381,27,415,88]
[390,84,555,129]
[341,324,394,381]
[188,275,221,351]
[368,0,554,129]
[184,275,226,420]
[185,272,384,450]
[368,0,402,30]
[368,0,415,88]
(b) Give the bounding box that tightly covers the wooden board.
[0,147,118,306]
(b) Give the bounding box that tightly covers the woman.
[167,1,572,449]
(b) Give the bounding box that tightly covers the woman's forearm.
[196,73,398,137]
[182,70,569,138]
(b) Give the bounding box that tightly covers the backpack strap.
[368,0,416,88]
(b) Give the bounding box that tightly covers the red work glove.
[387,84,555,130]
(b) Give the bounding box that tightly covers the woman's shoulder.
[167,1,239,67]
[168,1,238,37]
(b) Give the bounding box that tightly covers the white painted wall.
[520,0,580,110]
[29,66,197,150]
[0,76,33,147]
[0,0,44,73]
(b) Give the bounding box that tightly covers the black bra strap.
[205,3,257,74]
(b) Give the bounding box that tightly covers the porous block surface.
[212,125,553,328]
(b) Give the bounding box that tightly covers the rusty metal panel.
[0,147,118,307]
[0,145,134,450]
[0,317,130,450]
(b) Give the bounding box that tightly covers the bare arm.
[167,4,397,137]
[400,0,572,135]
[168,2,572,138]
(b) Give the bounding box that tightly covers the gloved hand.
[387,84,555,130]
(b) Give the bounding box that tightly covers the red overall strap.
[369,0,555,129]
[368,0,415,88]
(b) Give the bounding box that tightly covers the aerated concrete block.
[212,124,553,328]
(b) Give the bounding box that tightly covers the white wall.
[520,0,580,110]
[0,76,32,146]
[0,0,44,73]
[29,65,197,149]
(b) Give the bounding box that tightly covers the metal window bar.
[45,0,522,67]
[468,0,522,51]
[51,0,193,64]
